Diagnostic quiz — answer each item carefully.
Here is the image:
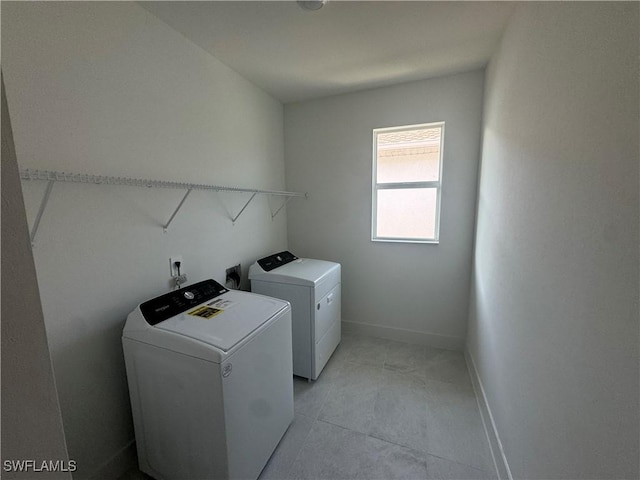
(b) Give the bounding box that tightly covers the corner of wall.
[1,73,71,479]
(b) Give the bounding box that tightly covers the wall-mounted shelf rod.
[20,168,307,242]
[20,169,306,197]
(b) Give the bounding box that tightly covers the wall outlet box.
[225,264,241,290]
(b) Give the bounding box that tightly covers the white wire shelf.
[20,168,307,244]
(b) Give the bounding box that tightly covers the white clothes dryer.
[249,251,341,381]
[122,279,293,480]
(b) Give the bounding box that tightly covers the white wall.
[2,3,288,478]
[285,71,484,348]
[1,76,71,480]
[467,3,639,479]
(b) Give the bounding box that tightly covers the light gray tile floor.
[120,331,496,480]
[260,331,497,480]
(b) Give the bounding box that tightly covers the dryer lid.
[154,290,289,352]
[249,257,340,287]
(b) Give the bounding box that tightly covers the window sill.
[371,238,439,245]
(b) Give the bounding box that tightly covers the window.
[372,122,444,243]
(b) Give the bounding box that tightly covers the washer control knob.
[276,255,282,261]
[184,291,195,300]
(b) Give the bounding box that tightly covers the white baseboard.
[341,320,465,351]
[465,349,513,480]
[88,440,136,480]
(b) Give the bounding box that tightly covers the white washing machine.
[122,279,293,480]
[249,251,341,381]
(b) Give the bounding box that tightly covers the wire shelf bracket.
[230,192,257,225]
[163,188,193,232]
[29,180,55,246]
[269,195,293,220]
[20,168,307,242]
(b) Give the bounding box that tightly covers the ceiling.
[141,1,516,104]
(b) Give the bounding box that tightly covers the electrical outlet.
[170,256,184,277]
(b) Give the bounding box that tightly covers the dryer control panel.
[140,279,228,325]
[256,251,299,272]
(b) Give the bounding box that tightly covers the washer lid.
[249,258,340,287]
[154,290,288,352]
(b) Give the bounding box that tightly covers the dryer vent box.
[225,264,241,290]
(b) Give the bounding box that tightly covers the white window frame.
[371,121,445,244]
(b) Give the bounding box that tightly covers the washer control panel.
[140,279,228,326]
[256,251,298,272]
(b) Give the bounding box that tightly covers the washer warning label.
[188,306,223,319]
